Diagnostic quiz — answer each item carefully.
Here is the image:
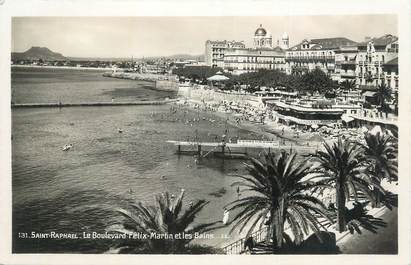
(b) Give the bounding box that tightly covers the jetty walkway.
[166,139,315,158]
[11,99,177,108]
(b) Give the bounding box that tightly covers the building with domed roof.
[253,24,273,49]
[205,24,287,75]
[278,32,290,50]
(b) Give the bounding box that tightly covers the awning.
[207,74,229,81]
[363,91,377,97]
[370,125,383,136]
[341,114,355,123]
[360,126,369,133]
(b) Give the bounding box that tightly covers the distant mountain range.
[153,54,205,61]
[12,47,67,61]
[69,54,205,62]
[12,47,205,62]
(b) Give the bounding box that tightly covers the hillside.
[12,47,67,61]
[68,54,205,62]
[12,47,204,62]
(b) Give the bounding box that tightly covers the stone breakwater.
[103,71,176,81]
[103,72,179,92]
[11,99,177,108]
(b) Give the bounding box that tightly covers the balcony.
[340,71,356,77]
[224,60,274,64]
[285,56,335,62]
[336,61,356,65]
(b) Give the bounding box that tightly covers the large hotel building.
[205,25,398,91]
[205,25,289,75]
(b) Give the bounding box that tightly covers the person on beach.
[244,236,255,253]
[236,186,240,197]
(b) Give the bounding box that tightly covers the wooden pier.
[166,140,281,159]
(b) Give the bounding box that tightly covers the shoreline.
[175,99,323,156]
[11,64,113,71]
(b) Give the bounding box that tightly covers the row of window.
[357,78,398,88]
[287,51,334,57]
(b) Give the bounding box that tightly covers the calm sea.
[12,67,257,253]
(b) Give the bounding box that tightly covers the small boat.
[62,144,73,151]
[118,128,123,133]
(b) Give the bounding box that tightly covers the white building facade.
[206,24,287,75]
[224,47,285,75]
[355,34,398,89]
[285,38,357,76]
[205,40,245,68]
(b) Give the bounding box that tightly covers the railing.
[274,113,339,125]
[336,61,356,65]
[285,56,335,62]
[223,226,268,255]
[238,140,279,144]
[340,71,356,77]
[224,60,275,64]
[348,113,398,126]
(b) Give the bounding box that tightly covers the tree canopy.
[172,66,339,94]
[299,68,338,94]
[172,66,224,82]
[224,68,336,94]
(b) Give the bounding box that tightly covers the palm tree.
[374,82,393,118]
[393,89,398,115]
[362,132,398,207]
[340,80,356,91]
[314,138,385,232]
[107,190,221,254]
[340,80,356,101]
[227,151,332,250]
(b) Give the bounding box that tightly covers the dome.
[255,24,267,36]
[282,32,289,39]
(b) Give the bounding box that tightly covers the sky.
[12,15,397,58]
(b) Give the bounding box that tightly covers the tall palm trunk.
[270,199,285,249]
[266,208,275,244]
[275,199,285,249]
[335,182,347,232]
[371,165,382,208]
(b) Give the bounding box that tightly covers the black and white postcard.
[0,0,410,264]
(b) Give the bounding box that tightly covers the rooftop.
[255,24,267,37]
[290,37,357,51]
[384,57,398,66]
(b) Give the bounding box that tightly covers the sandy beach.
[174,97,324,156]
